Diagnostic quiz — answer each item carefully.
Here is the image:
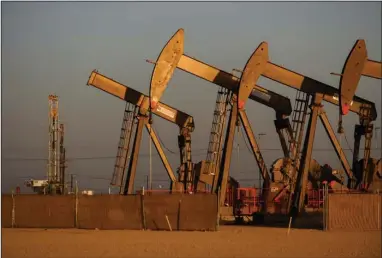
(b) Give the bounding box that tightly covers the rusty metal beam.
[261,59,377,120]
[353,124,362,186]
[174,55,292,116]
[239,110,271,184]
[362,124,374,189]
[215,96,238,206]
[87,70,194,130]
[351,123,374,189]
[363,59,382,79]
[275,124,291,158]
[318,110,354,182]
[178,127,194,191]
[145,123,177,182]
[123,116,146,195]
[148,28,292,116]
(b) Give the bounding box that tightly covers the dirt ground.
[2,226,381,258]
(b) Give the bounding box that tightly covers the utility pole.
[70,174,74,193]
[375,127,380,149]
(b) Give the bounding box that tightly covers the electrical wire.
[343,133,354,155]
[153,125,177,154]
[240,126,253,153]
[236,124,240,173]
[4,147,380,162]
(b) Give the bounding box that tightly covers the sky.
[1,1,381,193]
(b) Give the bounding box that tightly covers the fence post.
[322,185,325,231]
[177,199,181,231]
[216,187,220,231]
[141,186,147,230]
[11,190,15,228]
[75,180,79,228]
[377,189,380,230]
[323,183,329,231]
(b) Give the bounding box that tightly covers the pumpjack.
[146,29,354,218]
[235,41,378,215]
[147,29,298,213]
[147,28,379,217]
[146,30,296,183]
[332,39,382,192]
[87,70,195,194]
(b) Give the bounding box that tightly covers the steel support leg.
[292,93,323,215]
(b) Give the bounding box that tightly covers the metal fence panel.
[77,195,142,230]
[1,195,13,228]
[2,193,218,231]
[328,193,381,231]
[14,195,75,228]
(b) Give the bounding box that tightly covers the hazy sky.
[2,2,381,193]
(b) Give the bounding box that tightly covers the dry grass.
[2,226,381,258]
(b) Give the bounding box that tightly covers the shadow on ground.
[220,211,324,230]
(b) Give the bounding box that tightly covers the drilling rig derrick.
[47,94,67,195]
[26,95,67,195]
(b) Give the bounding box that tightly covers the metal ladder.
[289,91,310,165]
[285,91,310,212]
[204,87,232,175]
[111,103,138,190]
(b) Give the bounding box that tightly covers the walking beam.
[148,28,292,116]
[87,70,195,130]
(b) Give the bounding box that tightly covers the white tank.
[82,190,94,195]
[87,190,94,195]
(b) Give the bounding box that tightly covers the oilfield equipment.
[334,39,381,117]
[146,28,380,216]
[87,70,195,194]
[25,95,68,195]
[333,39,382,192]
[146,29,301,214]
[82,29,381,222]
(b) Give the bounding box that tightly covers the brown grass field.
[2,226,381,258]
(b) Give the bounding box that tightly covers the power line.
[153,125,177,154]
[240,126,253,153]
[3,147,380,162]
